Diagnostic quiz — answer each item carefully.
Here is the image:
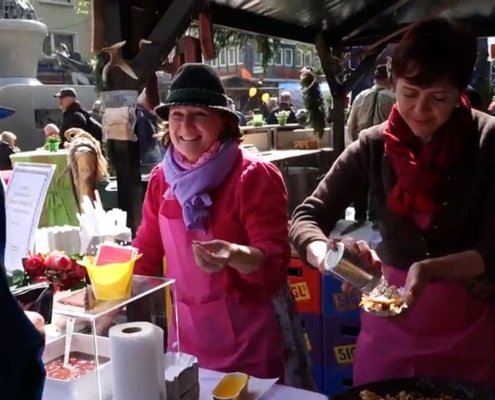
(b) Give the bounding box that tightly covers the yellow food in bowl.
[213,372,249,400]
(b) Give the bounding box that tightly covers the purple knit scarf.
[163,140,239,232]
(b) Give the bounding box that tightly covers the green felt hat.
[155,63,238,121]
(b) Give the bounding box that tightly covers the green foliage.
[301,69,327,138]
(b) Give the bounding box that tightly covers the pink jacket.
[133,149,291,300]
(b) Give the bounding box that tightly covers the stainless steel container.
[324,241,382,292]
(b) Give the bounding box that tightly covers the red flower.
[24,255,45,277]
[71,261,87,280]
[45,252,73,271]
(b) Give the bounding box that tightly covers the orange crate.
[287,257,322,314]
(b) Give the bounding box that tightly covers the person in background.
[466,86,483,111]
[290,19,495,387]
[347,64,396,141]
[54,88,102,146]
[0,106,46,399]
[44,123,59,138]
[0,131,19,170]
[346,64,396,228]
[133,63,315,390]
[227,97,246,126]
[135,88,162,168]
[267,91,298,125]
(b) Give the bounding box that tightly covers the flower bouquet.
[21,251,87,292]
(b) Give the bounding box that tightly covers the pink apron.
[354,217,495,387]
[158,195,284,379]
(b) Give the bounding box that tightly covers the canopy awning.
[209,1,495,46]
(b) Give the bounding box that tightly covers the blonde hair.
[1,131,16,145]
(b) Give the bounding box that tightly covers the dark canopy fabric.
[210,0,495,45]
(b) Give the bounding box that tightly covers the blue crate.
[312,365,325,394]
[300,312,323,366]
[323,366,353,399]
[323,316,360,368]
[322,274,361,319]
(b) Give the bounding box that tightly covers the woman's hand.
[192,240,231,273]
[340,238,381,291]
[305,240,328,271]
[25,311,45,340]
[404,261,433,307]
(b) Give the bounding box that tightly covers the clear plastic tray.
[44,275,178,400]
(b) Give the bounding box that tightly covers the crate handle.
[287,266,303,277]
[341,325,360,337]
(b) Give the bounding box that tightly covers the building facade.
[32,0,92,61]
[205,41,320,82]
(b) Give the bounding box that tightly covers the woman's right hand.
[339,238,382,291]
[306,238,381,290]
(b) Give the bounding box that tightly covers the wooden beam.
[315,34,346,156]
[337,0,408,43]
[343,43,388,94]
[132,0,199,85]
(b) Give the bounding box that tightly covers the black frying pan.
[332,377,495,400]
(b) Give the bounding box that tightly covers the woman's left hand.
[192,240,232,273]
[404,261,433,307]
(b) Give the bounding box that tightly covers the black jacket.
[0,143,14,170]
[0,183,45,399]
[266,104,298,125]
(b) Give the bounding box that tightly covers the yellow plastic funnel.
[78,255,141,301]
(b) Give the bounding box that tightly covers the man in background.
[346,64,395,229]
[266,91,298,125]
[347,64,395,141]
[55,88,102,146]
[227,97,246,126]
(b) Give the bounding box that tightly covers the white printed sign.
[4,162,55,271]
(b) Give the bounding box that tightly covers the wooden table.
[10,150,79,227]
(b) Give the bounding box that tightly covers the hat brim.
[155,102,239,122]
[0,107,15,120]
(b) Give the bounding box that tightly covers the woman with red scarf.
[290,18,495,387]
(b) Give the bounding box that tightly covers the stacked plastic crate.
[287,256,325,393]
[321,272,361,397]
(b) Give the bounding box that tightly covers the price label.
[333,288,361,311]
[303,333,312,351]
[291,282,310,302]
[333,344,356,365]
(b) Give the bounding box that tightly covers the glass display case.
[43,275,178,400]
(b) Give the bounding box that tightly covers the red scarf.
[383,96,474,216]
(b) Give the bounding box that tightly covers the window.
[254,51,261,65]
[219,49,227,67]
[305,51,312,67]
[42,32,76,56]
[274,48,283,66]
[237,47,245,64]
[210,57,217,67]
[296,49,304,67]
[284,49,293,67]
[227,47,236,66]
[38,0,74,5]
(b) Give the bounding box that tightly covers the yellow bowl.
[213,372,250,400]
[78,255,141,301]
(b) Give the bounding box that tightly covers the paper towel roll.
[109,322,167,400]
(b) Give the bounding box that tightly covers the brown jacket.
[290,110,495,281]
